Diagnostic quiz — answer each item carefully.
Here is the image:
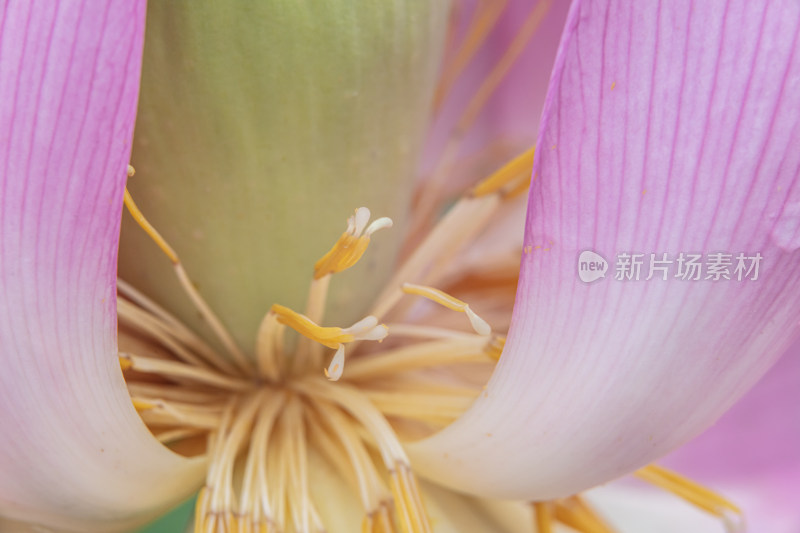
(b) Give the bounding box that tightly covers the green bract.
[121,1,449,354]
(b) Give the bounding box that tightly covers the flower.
[0,1,798,533]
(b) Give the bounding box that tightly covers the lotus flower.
[1,1,798,532]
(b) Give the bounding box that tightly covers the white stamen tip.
[343,315,379,335]
[465,307,492,336]
[353,207,371,236]
[346,215,357,234]
[325,345,346,381]
[722,511,746,533]
[365,217,393,236]
[361,324,389,342]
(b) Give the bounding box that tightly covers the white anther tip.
[362,324,389,342]
[365,217,393,236]
[353,207,372,235]
[465,307,492,336]
[722,511,746,533]
[325,345,345,381]
[344,315,379,335]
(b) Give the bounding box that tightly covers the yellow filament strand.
[402,283,468,312]
[553,496,614,533]
[471,146,535,197]
[123,189,178,264]
[484,336,506,361]
[455,0,552,134]
[636,464,742,518]
[123,188,252,374]
[401,283,491,335]
[532,501,554,533]
[131,399,157,411]
[432,0,509,112]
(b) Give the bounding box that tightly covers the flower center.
[119,177,512,532]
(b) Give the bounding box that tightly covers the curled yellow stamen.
[271,304,387,381]
[271,304,351,350]
[314,207,392,279]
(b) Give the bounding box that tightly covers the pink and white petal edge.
[0,2,204,531]
[409,0,800,501]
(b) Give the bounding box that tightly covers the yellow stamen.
[406,1,551,241]
[365,389,477,424]
[120,352,251,391]
[123,189,178,264]
[272,304,387,381]
[118,355,133,371]
[532,501,554,533]
[323,345,346,381]
[271,304,355,350]
[117,279,236,374]
[314,207,392,279]
[389,463,432,533]
[155,427,205,444]
[381,323,477,341]
[432,0,509,113]
[127,382,227,405]
[346,337,487,380]
[402,283,491,336]
[484,335,505,361]
[456,0,552,134]
[200,393,264,533]
[131,398,157,411]
[137,400,222,430]
[255,312,285,382]
[636,464,742,520]
[311,400,391,516]
[553,496,614,533]
[373,194,501,321]
[401,283,466,312]
[471,146,535,197]
[123,188,252,374]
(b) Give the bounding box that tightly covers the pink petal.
[662,340,800,532]
[409,0,800,500]
[0,2,203,529]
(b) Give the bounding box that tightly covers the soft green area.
[135,496,194,533]
[120,1,449,356]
